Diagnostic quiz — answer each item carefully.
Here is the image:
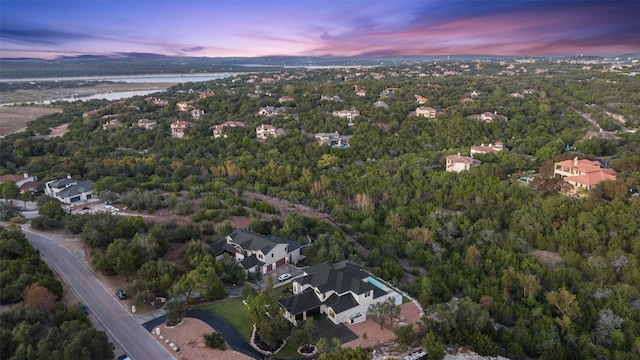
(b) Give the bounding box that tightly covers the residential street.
[21,226,175,360]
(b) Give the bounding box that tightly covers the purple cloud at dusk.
[1,0,638,59]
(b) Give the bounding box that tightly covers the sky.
[1,0,639,59]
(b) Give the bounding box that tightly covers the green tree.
[92,238,146,275]
[423,331,446,360]
[38,200,66,220]
[174,255,226,301]
[0,181,20,201]
[289,318,318,349]
[164,301,185,326]
[246,292,291,349]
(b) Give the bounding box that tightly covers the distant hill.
[0,53,634,79]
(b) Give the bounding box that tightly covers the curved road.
[21,227,175,360]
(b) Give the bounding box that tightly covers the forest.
[1,59,640,359]
[0,226,114,359]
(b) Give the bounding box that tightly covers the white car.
[278,273,292,282]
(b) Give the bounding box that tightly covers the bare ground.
[0,105,62,136]
[151,318,252,360]
[0,82,176,105]
[0,81,177,137]
[530,249,564,268]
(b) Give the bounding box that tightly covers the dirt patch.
[151,317,252,360]
[0,105,62,136]
[48,123,69,138]
[530,249,564,268]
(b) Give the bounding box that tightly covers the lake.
[0,73,235,84]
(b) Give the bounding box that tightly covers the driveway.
[144,309,266,360]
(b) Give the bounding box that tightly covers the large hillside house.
[446,154,481,173]
[211,121,246,138]
[470,142,508,156]
[170,120,193,138]
[0,173,38,193]
[45,176,93,204]
[278,261,401,326]
[209,230,304,274]
[314,132,353,148]
[256,124,286,140]
[415,106,437,118]
[553,157,617,191]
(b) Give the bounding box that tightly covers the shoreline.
[0,72,240,83]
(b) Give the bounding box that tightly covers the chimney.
[23,173,29,179]
[67,174,72,179]
[573,156,578,166]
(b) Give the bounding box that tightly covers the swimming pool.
[365,276,388,292]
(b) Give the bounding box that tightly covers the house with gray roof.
[278,260,401,326]
[44,176,94,204]
[209,230,304,275]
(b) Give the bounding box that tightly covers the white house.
[211,121,246,138]
[209,230,304,274]
[470,142,508,156]
[332,109,360,122]
[314,132,353,148]
[44,176,93,204]
[135,118,157,130]
[258,106,285,116]
[278,261,401,326]
[170,120,193,138]
[256,124,286,140]
[415,106,437,118]
[446,154,482,173]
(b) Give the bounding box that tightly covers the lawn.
[196,295,306,359]
[195,298,253,340]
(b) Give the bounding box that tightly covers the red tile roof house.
[470,142,508,156]
[278,96,294,103]
[210,121,246,138]
[446,154,482,173]
[278,260,401,326]
[176,101,192,111]
[415,95,428,104]
[170,120,193,138]
[0,173,38,192]
[208,230,304,275]
[553,157,617,191]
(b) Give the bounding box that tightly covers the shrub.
[204,332,225,350]
[164,301,185,326]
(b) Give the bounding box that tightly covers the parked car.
[116,289,127,299]
[117,355,132,360]
[278,273,292,282]
[75,303,88,316]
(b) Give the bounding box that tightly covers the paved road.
[21,227,175,360]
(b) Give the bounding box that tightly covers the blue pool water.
[366,276,388,291]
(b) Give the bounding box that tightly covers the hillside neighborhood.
[1,57,640,360]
